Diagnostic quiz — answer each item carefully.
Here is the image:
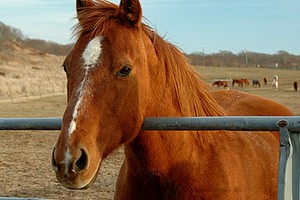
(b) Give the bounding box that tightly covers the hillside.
[0,22,70,101]
[0,41,66,101]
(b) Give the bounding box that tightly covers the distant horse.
[212,80,228,89]
[232,79,243,87]
[272,75,279,90]
[51,0,294,199]
[294,81,298,91]
[264,77,268,85]
[241,78,250,86]
[252,79,260,88]
[232,78,249,87]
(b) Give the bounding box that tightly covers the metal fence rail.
[1,116,300,131]
[0,118,61,130]
[1,116,300,200]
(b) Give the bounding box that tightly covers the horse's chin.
[83,164,101,188]
[65,183,90,190]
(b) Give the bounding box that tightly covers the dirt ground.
[0,130,124,200]
[0,66,299,199]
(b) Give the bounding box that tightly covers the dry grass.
[196,66,300,115]
[0,43,66,101]
[0,95,66,118]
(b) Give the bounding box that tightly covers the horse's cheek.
[122,91,145,143]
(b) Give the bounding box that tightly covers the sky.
[1,0,299,55]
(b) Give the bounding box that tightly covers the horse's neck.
[126,130,209,175]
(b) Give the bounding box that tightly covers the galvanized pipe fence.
[1,116,300,200]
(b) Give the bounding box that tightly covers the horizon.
[1,0,299,55]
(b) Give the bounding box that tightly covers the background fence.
[0,80,66,103]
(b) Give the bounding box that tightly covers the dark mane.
[74,0,224,117]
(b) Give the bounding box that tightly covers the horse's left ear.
[119,0,142,28]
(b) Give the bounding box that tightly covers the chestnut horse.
[212,80,228,89]
[294,81,298,92]
[232,78,249,87]
[51,0,294,199]
[264,77,268,85]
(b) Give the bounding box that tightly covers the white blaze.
[82,36,103,67]
[68,36,103,136]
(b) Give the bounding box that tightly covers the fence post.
[277,120,292,200]
[290,131,300,199]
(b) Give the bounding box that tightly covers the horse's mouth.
[57,159,102,190]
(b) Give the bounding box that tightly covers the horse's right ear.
[119,0,142,28]
[76,0,94,14]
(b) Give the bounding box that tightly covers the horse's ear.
[76,0,94,14]
[119,0,142,28]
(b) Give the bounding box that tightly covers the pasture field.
[0,66,299,199]
[196,66,300,115]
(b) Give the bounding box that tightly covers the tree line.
[186,50,300,69]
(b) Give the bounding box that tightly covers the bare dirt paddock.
[0,66,300,199]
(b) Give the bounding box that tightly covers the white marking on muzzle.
[63,149,72,175]
[68,36,103,136]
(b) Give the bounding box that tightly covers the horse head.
[51,0,151,189]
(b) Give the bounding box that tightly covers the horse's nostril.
[51,147,58,172]
[75,149,89,172]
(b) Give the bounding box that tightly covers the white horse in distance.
[271,75,278,90]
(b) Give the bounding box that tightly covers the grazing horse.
[272,75,279,90]
[51,0,294,199]
[232,78,249,87]
[241,78,250,86]
[212,80,228,89]
[294,81,298,92]
[232,79,243,87]
[252,79,260,88]
[264,77,268,85]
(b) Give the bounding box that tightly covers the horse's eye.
[62,64,68,75]
[116,65,132,77]
[62,65,66,72]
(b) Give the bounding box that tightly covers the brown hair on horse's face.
[51,0,150,189]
